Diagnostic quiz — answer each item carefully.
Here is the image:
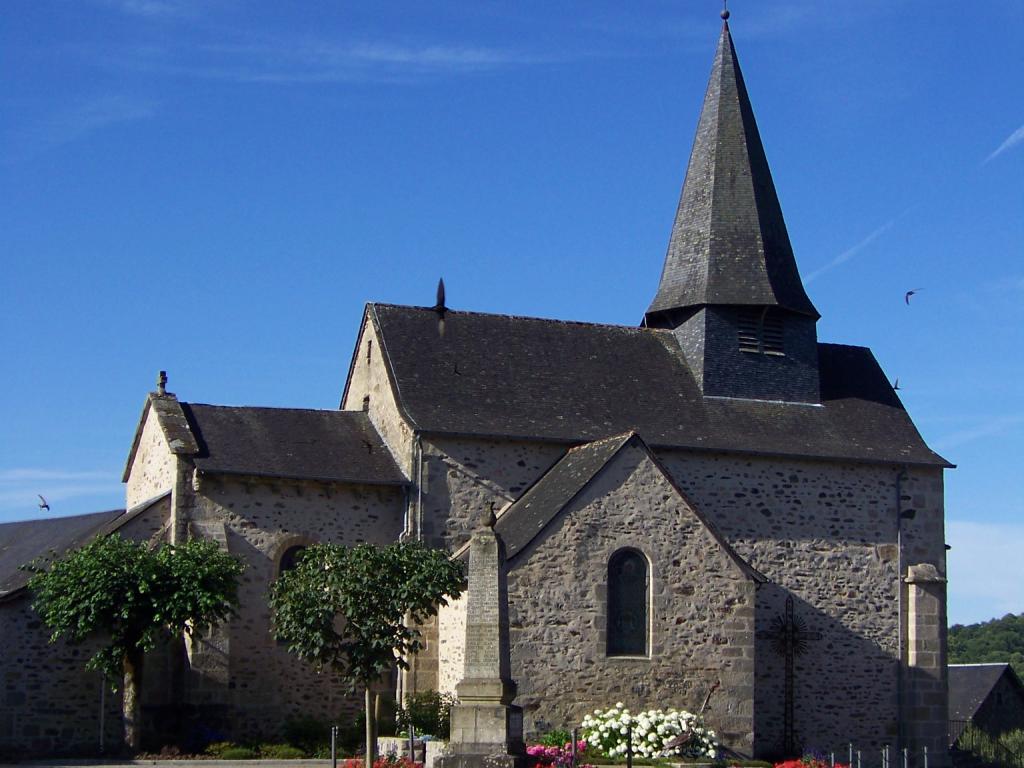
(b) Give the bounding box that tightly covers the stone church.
[0,17,950,762]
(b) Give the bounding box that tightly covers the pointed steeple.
[646,20,819,324]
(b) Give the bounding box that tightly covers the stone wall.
[0,498,171,759]
[656,450,947,756]
[184,473,406,741]
[125,405,176,509]
[437,591,468,697]
[342,310,417,481]
[418,437,565,552]
[503,442,757,752]
[421,437,947,758]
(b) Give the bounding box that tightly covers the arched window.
[278,545,307,576]
[607,549,649,656]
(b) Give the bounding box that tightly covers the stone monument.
[438,509,524,768]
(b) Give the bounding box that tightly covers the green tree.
[269,541,465,768]
[26,534,243,751]
[950,613,1024,679]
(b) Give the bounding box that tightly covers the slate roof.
[646,21,818,322]
[366,304,949,467]
[495,433,633,559]
[949,663,1024,723]
[0,492,169,602]
[181,404,408,485]
[493,432,766,581]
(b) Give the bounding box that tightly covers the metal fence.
[950,720,1024,768]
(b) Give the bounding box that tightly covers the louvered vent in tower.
[737,308,785,356]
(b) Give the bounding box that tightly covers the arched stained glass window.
[607,549,649,656]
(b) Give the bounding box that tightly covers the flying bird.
[433,278,447,338]
[904,289,921,305]
[37,495,50,512]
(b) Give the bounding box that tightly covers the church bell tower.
[645,15,821,404]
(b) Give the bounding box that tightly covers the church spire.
[646,18,819,325]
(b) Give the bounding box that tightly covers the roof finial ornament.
[480,502,496,530]
[721,0,730,20]
[157,370,167,396]
[433,277,448,338]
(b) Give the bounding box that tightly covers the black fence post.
[626,724,633,768]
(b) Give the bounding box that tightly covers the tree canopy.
[27,533,244,749]
[269,540,465,766]
[950,613,1024,679]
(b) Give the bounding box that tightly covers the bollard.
[831,752,835,768]
[857,750,861,768]
[923,746,928,768]
[848,743,853,768]
[571,727,579,768]
[331,725,338,768]
[626,724,633,768]
[903,747,908,768]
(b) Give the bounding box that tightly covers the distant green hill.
[949,613,1024,678]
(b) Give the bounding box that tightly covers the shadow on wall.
[754,584,899,760]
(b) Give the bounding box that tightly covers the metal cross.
[758,595,821,756]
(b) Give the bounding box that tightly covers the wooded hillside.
[949,613,1024,678]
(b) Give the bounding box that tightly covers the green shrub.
[959,724,1024,765]
[219,746,258,760]
[538,730,573,747]
[283,715,331,755]
[206,741,244,758]
[259,743,306,759]
[397,690,454,739]
[1001,729,1024,757]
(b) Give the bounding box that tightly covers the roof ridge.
[370,302,674,336]
[0,507,124,529]
[183,402,362,414]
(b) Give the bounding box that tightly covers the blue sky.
[1,1,1021,626]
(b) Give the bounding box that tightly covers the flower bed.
[581,703,717,760]
[527,740,593,768]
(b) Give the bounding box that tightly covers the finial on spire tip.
[157,370,167,396]
[721,0,729,20]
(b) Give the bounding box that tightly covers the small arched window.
[607,549,649,656]
[278,545,307,576]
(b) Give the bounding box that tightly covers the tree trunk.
[122,651,144,753]
[365,686,378,768]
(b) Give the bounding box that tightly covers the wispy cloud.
[933,413,1024,451]
[0,468,121,518]
[110,38,558,84]
[804,218,898,285]
[948,520,1024,624]
[96,0,195,20]
[3,94,156,164]
[984,123,1024,164]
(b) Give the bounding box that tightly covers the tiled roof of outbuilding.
[949,663,1024,723]
[646,22,818,321]
[0,491,169,602]
[366,304,949,467]
[181,405,408,486]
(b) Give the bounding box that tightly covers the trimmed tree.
[26,534,243,751]
[269,540,465,768]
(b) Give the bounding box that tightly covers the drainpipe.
[895,465,911,754]
[415,434,424,541]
